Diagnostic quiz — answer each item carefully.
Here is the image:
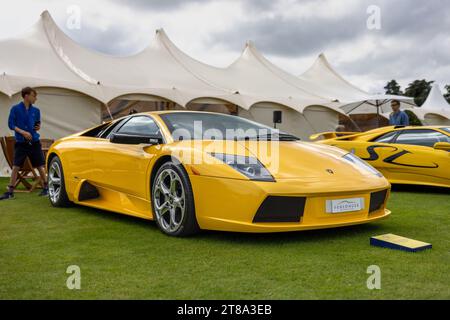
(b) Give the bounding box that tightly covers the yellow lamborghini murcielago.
[47,111,391,236]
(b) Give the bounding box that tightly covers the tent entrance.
[104,95,183,121]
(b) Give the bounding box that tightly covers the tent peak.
[41,10,51,18]
[317,53,331,64]
[241,40,264,60]
[421,83,450,110]
[155,28,175,48]
[302,52,369,96]
[40,10,58,28]
[245,40,256,47]
[156,28,166,35]
[38,10,100,85]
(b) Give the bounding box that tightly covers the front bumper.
[190,174,391,233]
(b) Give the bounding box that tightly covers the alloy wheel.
[153,168,186,233]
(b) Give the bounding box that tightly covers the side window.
[395,129,450,147]
[117,116,161,136]
[81,123,110,137]
[373,131,398,143]
[99,119,127,139]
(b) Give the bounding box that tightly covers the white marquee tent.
[413,84,450,126]
[0,10,416,175]
[297,53,415,116]
[154,31,347,137]
[0,11,342,175]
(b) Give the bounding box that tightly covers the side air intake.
[78,181,100,201]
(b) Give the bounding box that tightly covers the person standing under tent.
[389,100,410,126]
[0,87,48,200]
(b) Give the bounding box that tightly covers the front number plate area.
[326,198,365,214]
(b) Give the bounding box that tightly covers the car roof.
[141,110,223,116]
[388,125,448,131]
[107,110,226,123]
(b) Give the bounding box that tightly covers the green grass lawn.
[0,178,449,300]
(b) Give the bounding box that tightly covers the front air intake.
[253,196,306,223]
[369,190,388,214]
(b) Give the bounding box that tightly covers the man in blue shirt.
[1,87,48,200]
[389,100,410,126]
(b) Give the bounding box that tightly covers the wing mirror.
[433,142,450,151]
[110,133,163,145]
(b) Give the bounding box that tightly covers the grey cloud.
[210,11,367,56]
[205,0,449,90]
[210,0,448,57]
[56,0,449,91]
[327,0,450,81]
[111,0,276,12]
[111,0,209,11]
[62,20,145,56]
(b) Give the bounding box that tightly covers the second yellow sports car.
[47,111,391,236]
[312,126,450,189]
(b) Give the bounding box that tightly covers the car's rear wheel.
[151,162,199,237]
[48,156,71,207]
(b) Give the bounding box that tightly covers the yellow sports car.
[47,111,391,236]
[312,126,450,189]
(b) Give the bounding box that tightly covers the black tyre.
[151,162,199,237]
[48,156,71,207]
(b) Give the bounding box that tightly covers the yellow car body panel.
[47,111,391,233]
[314,126,450,188]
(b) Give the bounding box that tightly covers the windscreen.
[159,112,295,141]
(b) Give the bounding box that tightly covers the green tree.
[405,110,422,126]
[444,85,450,104]
[404,79,434,106]
[384,80,403,95]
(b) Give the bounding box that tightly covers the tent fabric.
[423,113,450,126]
[0,14,106,102]
[154,31,346,135]
[0,10,375,114]
[0,93,11,176]
[0,11,350,176]
[0,10,424,174]
[298,54,415,115]
[0,12,349,132]
[131,30,341,114]
[238,103,322,139]
[0,11,243,107]
[413,84,450,122]
[0,10,416,114]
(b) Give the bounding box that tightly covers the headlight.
[209,153,275,182]
[343,153,383,177]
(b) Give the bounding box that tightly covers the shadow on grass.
[64,203,387,245]
[391,184,450,195]
[63,204,159,231]
[196,223,386,245]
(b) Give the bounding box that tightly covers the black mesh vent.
[253,196,306,223]
[369,190,388,213]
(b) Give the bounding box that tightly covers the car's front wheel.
[48,156,71,207]
[151,162,199,237]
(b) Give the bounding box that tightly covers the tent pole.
[104,103,113,121]
[345,100,366,115]
[376,100,380,128]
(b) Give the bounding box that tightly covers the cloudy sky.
[0,0,448,93]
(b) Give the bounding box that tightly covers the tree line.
[384,79,450,106]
